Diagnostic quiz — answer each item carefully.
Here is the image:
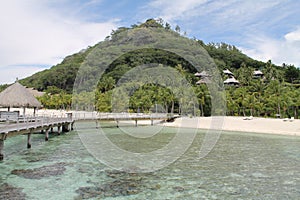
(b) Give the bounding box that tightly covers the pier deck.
[0,112,179,160]
[0,116,74,160]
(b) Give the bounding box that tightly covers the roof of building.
[0,82,42,108]
[223,69,234,75]
[224,77,240,84]
[253,70,264,75]
[195,71,211,77]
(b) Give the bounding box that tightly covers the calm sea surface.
[0,121,299,199]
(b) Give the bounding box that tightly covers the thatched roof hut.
[195,71,211,78]
[196,78,211,85]
[224,77,240,86]
[253,70,264,78]
[0,82,41,109]
[223,69,234,76]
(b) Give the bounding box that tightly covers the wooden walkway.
[0,112,179,160]
[73,112,178,123]
[0,116,74,160]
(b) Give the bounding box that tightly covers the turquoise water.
[0,122,299,199]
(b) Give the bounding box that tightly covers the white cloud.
[241,30,300,67]
[0,0,117,84]
[240,35,281,63]
[144,0,300,67]
[145,0,282,26]
[285,27,300,42]
[146,0,208,22]
[0,66,45,84]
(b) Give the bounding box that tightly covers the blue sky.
[0,0,300,84]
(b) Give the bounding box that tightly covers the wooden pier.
[73,112,179,126]
[0,112,179,160]
[0,115,74,160]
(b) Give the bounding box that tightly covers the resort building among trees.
[195,71,211,85]
[223,69,234,77]
[253,70,264,79]
[223,77,240,86]
[223,68,240,86]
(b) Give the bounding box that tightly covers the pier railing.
[0,112,178,134]
[0,112,179,160]
[72,112,171,121]
[0,115,72,134]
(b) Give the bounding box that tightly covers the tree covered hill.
[5,19,300,118]
[19,19,283,93]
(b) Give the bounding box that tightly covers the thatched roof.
[223,69,234,76]
[0,82,42,108]
[27,87,45,97]
[196,78,211,84]
[195,71,211,77]
[224,77,240,85]
[253,70,264,75]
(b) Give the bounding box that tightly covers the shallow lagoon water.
[0,121,299,199]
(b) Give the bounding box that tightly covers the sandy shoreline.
[163,116,300,136]
[1,108,299,136]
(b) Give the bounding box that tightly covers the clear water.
[0,121,299,199]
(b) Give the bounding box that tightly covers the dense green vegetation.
[2,19,299,118]
[0,84,8,93]
[226,67,300,118]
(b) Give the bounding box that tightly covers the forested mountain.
[19,19,270,93]
[6,19,300,118]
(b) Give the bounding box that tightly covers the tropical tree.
[244,93,257,116]
[236,62,253,86]
[284,64,300,83]
[234,87,249,116]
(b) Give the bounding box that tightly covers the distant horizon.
[1,0,299,84]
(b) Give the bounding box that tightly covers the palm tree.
[236,62,253,86]
[226,89,236,116]
[245,93,257,116]
[194,85,210,116]
[250,79,265,115]
[234,87,248,116]
[265,80,288,117]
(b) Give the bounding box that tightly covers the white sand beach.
[163,116,300,136]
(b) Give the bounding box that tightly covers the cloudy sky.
[0,0,299,84]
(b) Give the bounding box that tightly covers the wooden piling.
[62,123,69,132]
[71,122,74,131]
[57,125,61,135]
[45,128,49,141]
[135,119,138,127]
[0,139,4,161]
[27,130,32,149]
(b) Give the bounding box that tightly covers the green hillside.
[12,19,300,118]
[20,19,268,93]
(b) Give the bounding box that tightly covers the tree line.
[35,60,300,119]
